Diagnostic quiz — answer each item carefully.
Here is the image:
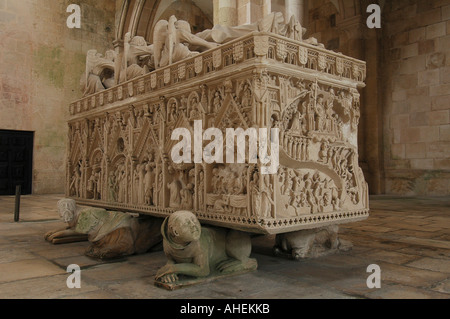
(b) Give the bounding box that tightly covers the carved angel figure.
[81,49,115,96]
[119,33,154,83]
[153,16,218,69]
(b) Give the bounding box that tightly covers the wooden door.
[0,130,34,195]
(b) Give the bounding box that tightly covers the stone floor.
[0,194,449,299]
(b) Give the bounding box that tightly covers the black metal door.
[0,130,34,195]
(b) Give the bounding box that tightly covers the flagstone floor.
[0,194,448,299]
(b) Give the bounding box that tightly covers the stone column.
[214,0,238,26]
[236,0,271,25]
[261,0,272,17]
[285,0,305,24]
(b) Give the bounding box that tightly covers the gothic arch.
[115,0,213,43]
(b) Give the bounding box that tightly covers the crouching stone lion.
[155,211,257,286]
[45,199,163,259]
[273,225,352,260]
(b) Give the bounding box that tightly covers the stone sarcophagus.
[67,15,368,235]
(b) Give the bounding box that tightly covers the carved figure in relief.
[87,170,101,200]
[107,171,117,202]
[136,163,146,204]
[250,172,261,216]
[311,172,322,210]
[293,174,303,194]
[212,90,222,113]
[116,164,127,203]
[180,95,188,117]
[156,171,163,206]
[338,91,352,117]
[213,195,230,212]
[322,179,332,207]
[211,166,246,195]
[318,142,328,163]
[315,96,326,131]
[283,172,293,196]
[211,168,221,194]
[168,102,177,123]
[350,91,361,131]
[240,83,252,107]
[261,175,274,218]
[278,167,286,190]
[187,169,195,187]
[189,96,202,121]
[70,164,82,198]
[81,50,115,96]
[155,211,257,284]
[167,167,183,208]
[197,171,204,208]
[307,100,316,132]
[348,187,359,205]
[180,183,194,209]
[144,160,156,205]
[289,111,304,133]
[279,168,344,216]
[325,92,336,132]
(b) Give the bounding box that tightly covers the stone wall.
[304,0,450,196]
[0,0,116,193]
[303,0,385,195]
[382,0,450,196]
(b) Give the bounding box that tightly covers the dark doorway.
[0,130,34,195]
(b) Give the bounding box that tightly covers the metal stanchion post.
[14,185,21,222]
